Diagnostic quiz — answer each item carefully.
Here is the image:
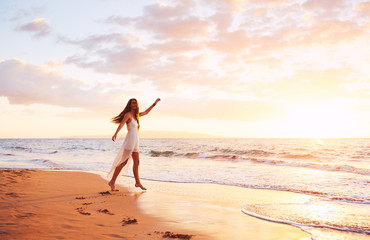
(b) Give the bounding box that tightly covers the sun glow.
[280,103,357,138]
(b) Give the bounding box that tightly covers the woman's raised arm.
[140,98,161,117]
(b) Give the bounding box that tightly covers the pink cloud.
[301,0,350,19]
[139,16,211,39]
[0,59,118,113]
[148,40,203,54]
[0,59,284,121]
[209,12,233,32]
[207,29,251,53]
[303,0,345,10]
[356,2,370,18]
[61,0,369,100]
[58,33,139,50]
[201,0,287,13]
[107,2,211,39]
[200,0,249,12]
[142,1,194,19]
[17,18,51,38]
[356,1,370,12]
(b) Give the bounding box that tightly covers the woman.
[108,98,160,191]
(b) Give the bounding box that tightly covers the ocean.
[0,138,369,239]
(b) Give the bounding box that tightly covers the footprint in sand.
[97,209,114,215]
[75,191,120,216]
[99,191,111,195]
[15,213,35,219]
[6,192,19,198]
[155,231,194,239]
[121,217,138,226]
[76,207,91,216]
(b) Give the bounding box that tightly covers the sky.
[0,0,370,138]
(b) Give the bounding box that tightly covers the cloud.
[143,1,195,19]
[148,40,203,54]
[207,29,251,53]
[200,0,251,13]
[58,33,139,50]
[0,58,118,113]
[356,1,370,19]
[356,1,370,12]
[1,56,368,123]
[57,0,370,115]
[108,2,211,39]
[137,15,211,39]
[17,18,51,38]
[302,0,345,10]
[0,58,284,122]
[65,46,158,76]
[301,0,351,20]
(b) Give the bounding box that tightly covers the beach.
[0,169,313,240]
[0,169,208,239]
[1,138,369,239]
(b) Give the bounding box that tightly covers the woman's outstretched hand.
[154,98,161,105]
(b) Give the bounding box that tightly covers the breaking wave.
[30,159,62,168]
[242,200,370,235]
[149,149,370,176]
[29,148,58,154]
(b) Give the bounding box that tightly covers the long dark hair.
[112,98,139,127]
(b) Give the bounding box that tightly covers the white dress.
[107,119,139,178]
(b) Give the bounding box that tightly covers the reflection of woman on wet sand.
[108,98,161,191]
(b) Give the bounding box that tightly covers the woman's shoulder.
[124,112,133,121]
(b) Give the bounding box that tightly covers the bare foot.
[108,181,116,191]
[135,183,147,190]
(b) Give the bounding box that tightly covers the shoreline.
[111,175,314,240]
[0,168,315,240]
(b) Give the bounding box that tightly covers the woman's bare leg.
[132,152,147,190]
[108,160,128,191]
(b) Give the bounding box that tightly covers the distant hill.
[139,131,227,138]
[63,131,227,139]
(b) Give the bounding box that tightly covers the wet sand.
[110,176,314,240]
